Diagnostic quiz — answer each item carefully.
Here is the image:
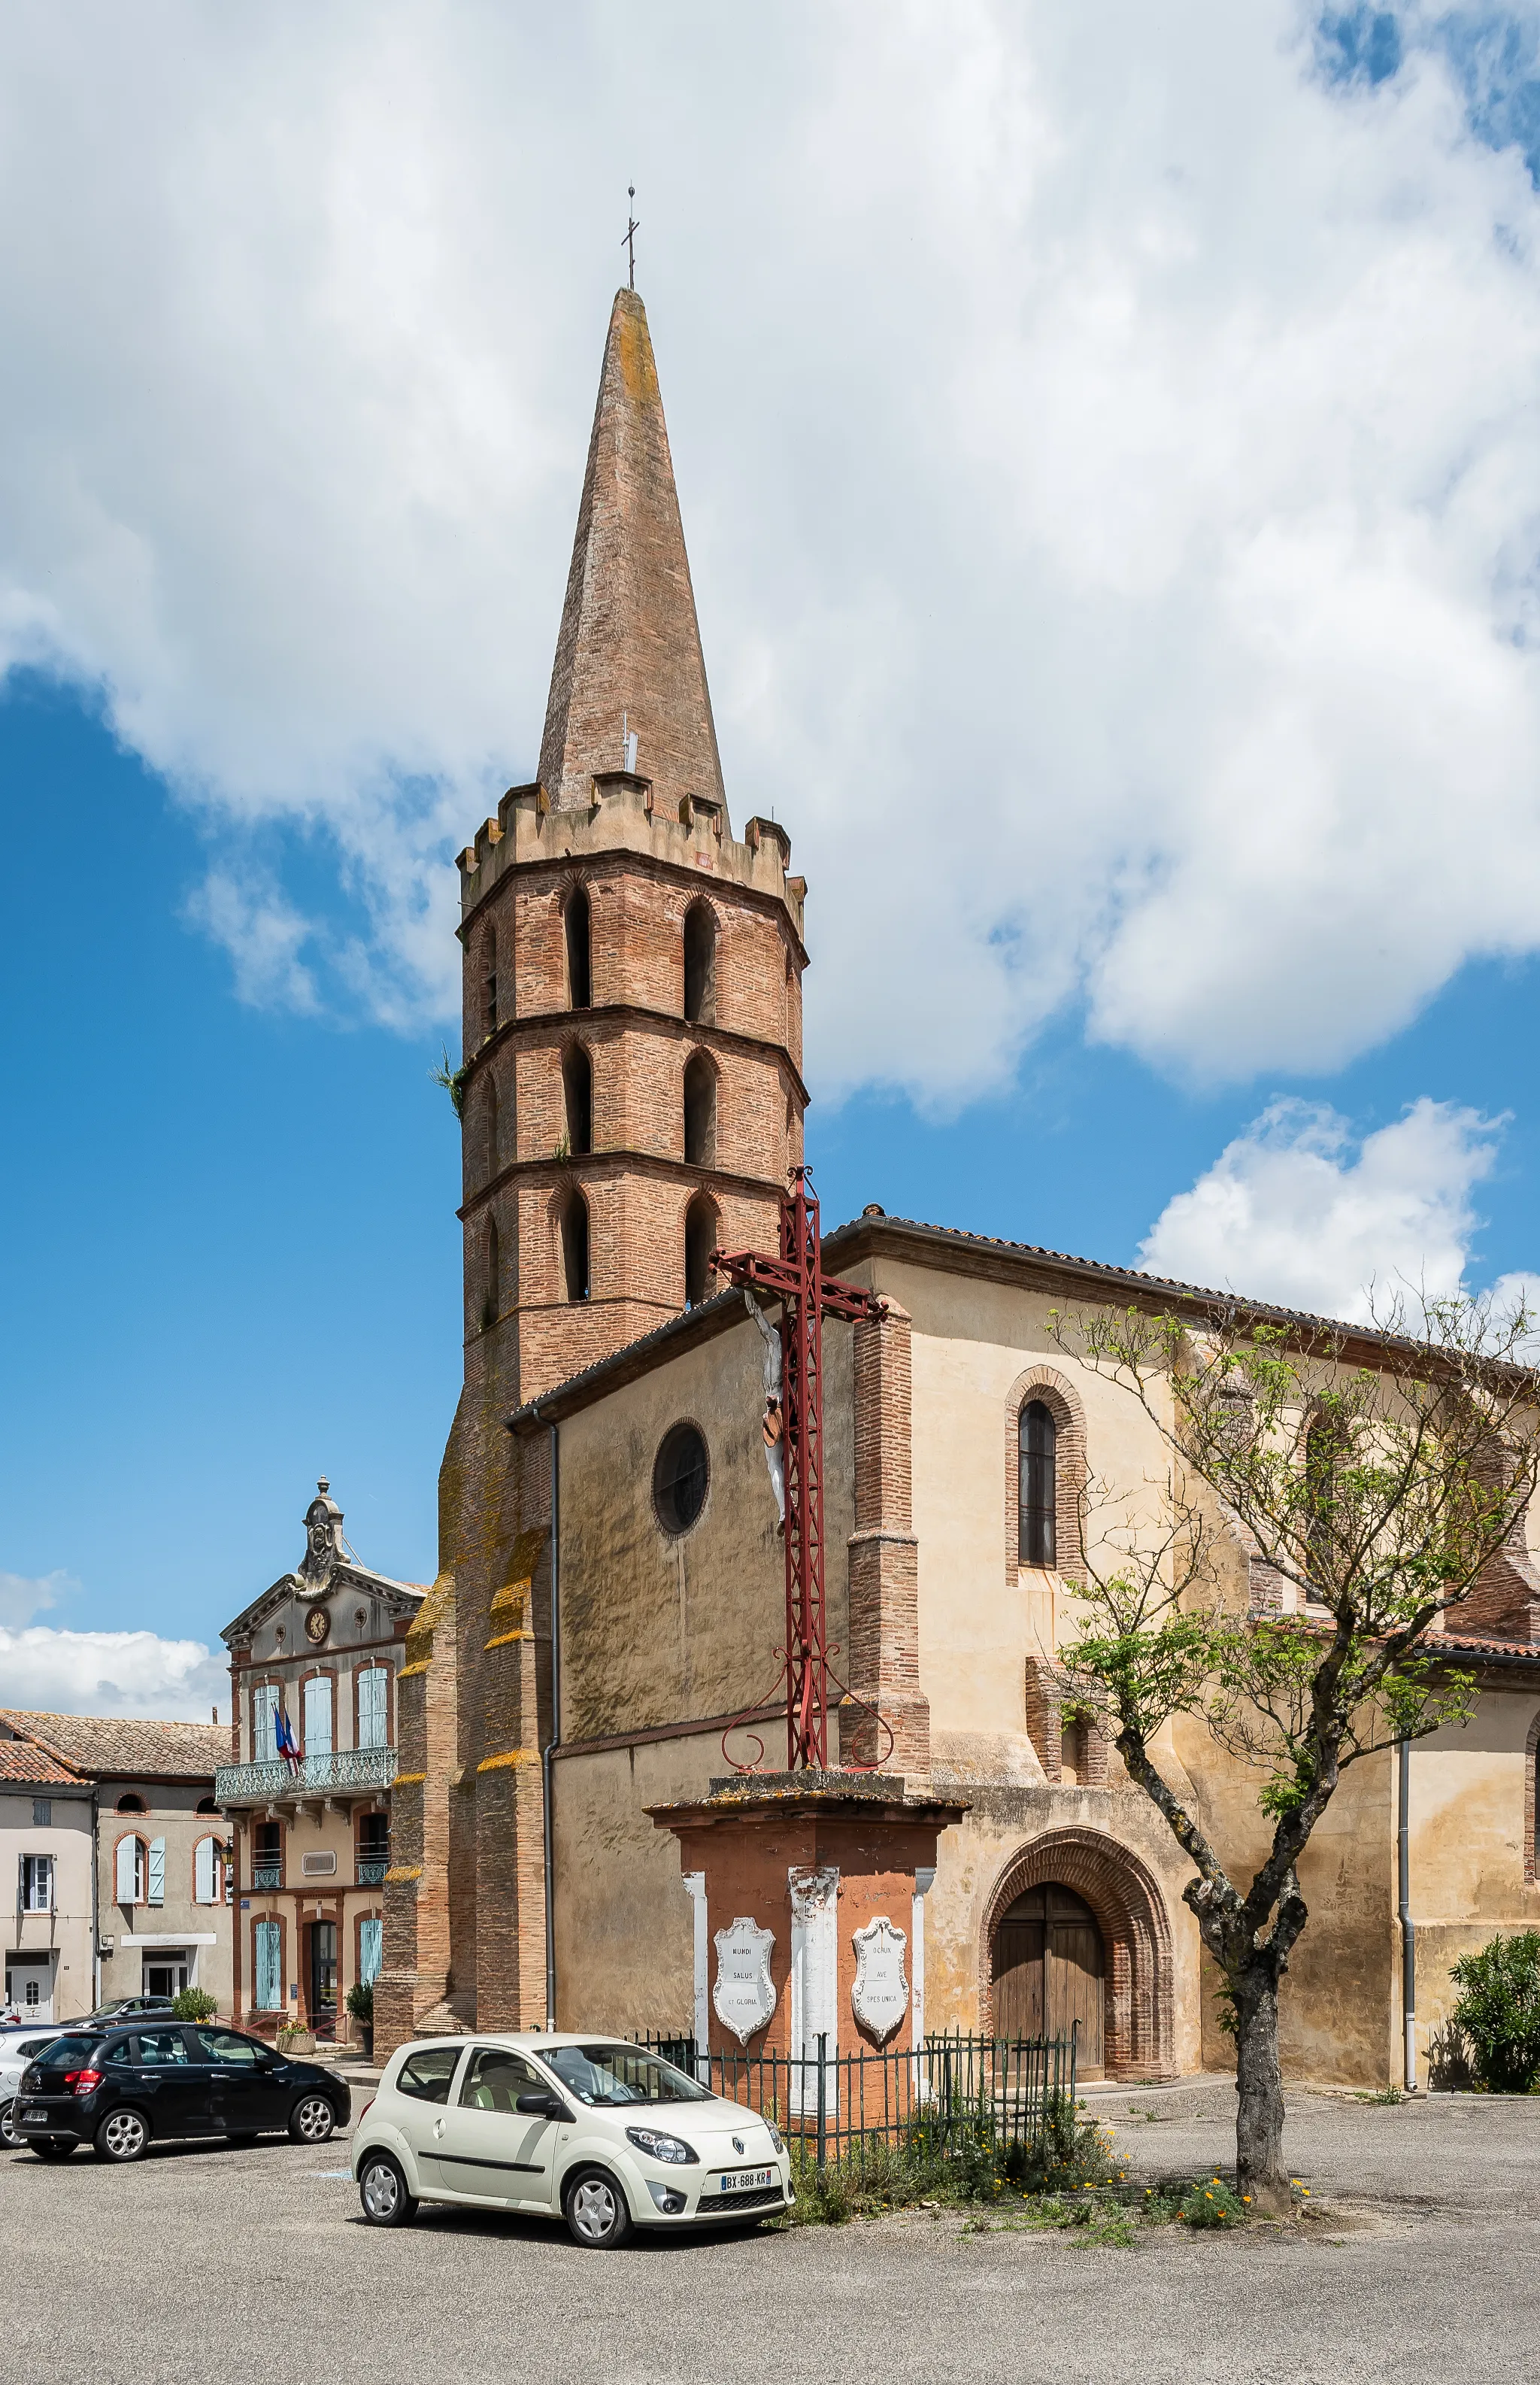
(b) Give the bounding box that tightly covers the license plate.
[21,2110,46,2126]
[714,2166,774,2193]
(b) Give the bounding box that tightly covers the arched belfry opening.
[565,885,592,1009]
[562,1045,593,1157]
[684,1193,719,1308]
[683,900,717,1025]
[559,1187,590,1303]
[683,1052,716,1167]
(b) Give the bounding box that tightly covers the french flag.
[276,1707,302,1771]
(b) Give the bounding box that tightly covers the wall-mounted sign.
[712,1916,777,2045]
[851,1915,910,2045]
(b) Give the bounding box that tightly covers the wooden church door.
[991,1883,1106,2076]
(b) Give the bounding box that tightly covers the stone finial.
[537,287,726,821]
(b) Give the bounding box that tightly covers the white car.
[0,2031,61,2148]
[351,2033,793,2248]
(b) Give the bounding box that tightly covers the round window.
[653,1422,709,1537]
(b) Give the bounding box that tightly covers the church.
[374,284,1540,2088]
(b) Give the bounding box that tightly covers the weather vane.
[623,185,639,290]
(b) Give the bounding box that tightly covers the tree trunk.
[1232,1965,1290,2214]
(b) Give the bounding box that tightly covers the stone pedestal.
[649,1772,968,2065]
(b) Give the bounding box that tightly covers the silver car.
[0,2031,61,2148]
[351,2034,793,2247]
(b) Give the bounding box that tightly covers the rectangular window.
[356,1667,388,1751]
[303,1674,333,1758]
[359,1916,382,1986]
[255,1920,282,2011]
[19,1855,52,1913]
[253,1683,280,1764]
[32,1799,50,1828]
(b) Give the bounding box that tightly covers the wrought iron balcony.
[215,1746,399,1806]
[356,1858,389,1887]
[252,1863,282,1891]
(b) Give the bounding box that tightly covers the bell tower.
[454,284,808,1402]
[379,287,811,2049]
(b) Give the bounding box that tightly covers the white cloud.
[0,1627,226,1725]
[5,6,1540,1096]
[0,1570,72,1630]
[1138,1094,1507,1318]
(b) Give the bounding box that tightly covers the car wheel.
[32,2141,74,2162]
[563,2168,634,2250]
[358,2152,417,2228]
[95,2110,150,2164]
[289,2095,336,2145]
[0,2101,20,2150]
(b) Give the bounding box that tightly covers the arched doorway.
[991,1883,1105,2075]
[980,1827,1176,2080]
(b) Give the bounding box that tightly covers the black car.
[13,2022,350,2163]
[83,1996,177,2024]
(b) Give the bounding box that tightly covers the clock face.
[304,1606,330,1646]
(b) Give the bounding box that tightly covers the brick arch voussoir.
[1005,1362,1088,1584]
[980,1825,1175,2082]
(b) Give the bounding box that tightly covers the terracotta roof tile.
[0,1710,227,1780]
[0,1737,86,1786]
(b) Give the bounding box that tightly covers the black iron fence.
[637,2030,1076,2169]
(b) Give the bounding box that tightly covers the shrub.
[171,1988,218,2022]
[1176,2176,1244,2228]
[1002,2098,1118,2194]
[1449,1930,1540,2093]
[346,1981,374,2025]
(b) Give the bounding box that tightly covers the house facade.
[0,1734,95,2022]
[0,1711,232,2018]
[217,1482,423,2041]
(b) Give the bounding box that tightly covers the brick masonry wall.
[843,1300,930,1776]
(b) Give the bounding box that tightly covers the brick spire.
[538,287,726,816]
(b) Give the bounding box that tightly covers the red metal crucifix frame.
[713,1168,881,1771]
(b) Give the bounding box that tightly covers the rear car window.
[33,2035,105,2072]
[16,2038,55,2061]
[396,2047,462,2104]
[135,2029,190,2067]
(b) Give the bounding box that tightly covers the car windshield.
[32,2035,105,2072]
[540,2044,710,2107]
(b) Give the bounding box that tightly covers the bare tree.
[1050,1290,1540,2214]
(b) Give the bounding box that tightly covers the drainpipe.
[539,1411,562,2032]
[1398,1736,1417,2092]
[89,1783,101,2015]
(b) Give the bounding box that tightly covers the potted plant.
[171,1987,219,2023]
[347,1980,374,2062]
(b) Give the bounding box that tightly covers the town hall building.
[375,284,1540,2088]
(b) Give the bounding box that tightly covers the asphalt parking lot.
[8,2081,1540,2384]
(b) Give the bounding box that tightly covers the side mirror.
[516,2091,568,2120]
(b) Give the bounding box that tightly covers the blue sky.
[3,1,1540,1713]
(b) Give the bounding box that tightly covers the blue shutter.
[147,1838,165,1905]
[359,1917,383,1986]
[255,1920,281,2010]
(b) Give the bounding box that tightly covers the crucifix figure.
[714,1169,882,1770]
[623,186,639,290]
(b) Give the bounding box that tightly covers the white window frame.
[303,1673,333,1759]
[253,1682,280,1764]
[356,1667,388,1752]
[18,1854,52,1914]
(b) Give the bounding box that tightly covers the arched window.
[565,885,592,1009]
[483,926,498,1036]
[196,1796,219,1816]
[684,1194,719,1308]
[683,901,717,1025]
[560,1188,590,1302]
[193,1835,223,1906]
[1019,1400,1057,1567]
[485,1072,501,1176]
[114,1834,147,1905]
[116,1792,147,1815]
[562,1044,593,1156]
[485,1215,501,1327]
[684,1052,716,1167]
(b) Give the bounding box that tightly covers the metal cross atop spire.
[623,187,639,290]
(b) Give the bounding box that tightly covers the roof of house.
[0,1711,228,1782]
[0,1736,88,1788]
